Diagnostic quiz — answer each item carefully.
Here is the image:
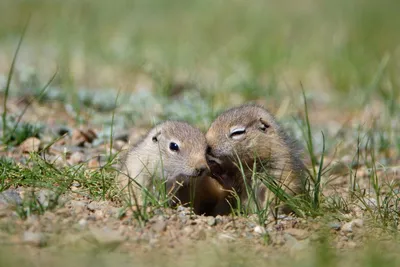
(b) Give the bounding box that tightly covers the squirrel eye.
[229,127,246,139]
[169,142,180,152]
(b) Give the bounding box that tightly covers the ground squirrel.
[118,120,223,215]
[205,104,307,214]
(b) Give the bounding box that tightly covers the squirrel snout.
[193,158,209,177]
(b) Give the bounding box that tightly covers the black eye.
[169,142,179,152]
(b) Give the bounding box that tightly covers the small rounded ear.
[258,118,270,132]
[152,131,161,143]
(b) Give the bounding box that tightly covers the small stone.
[88,158,100,169]
[328,222,341,230]
[254,225,266,234]
[215,215,224,224]
[78,218,88,228]
[37,189,56,209]
[183,226,193,235]
[0,189,22,206]
[20,137,41,153]
[90,227,125,245]
[347,241,357,249]
[352,219,364,228]
[71,181,81,187]
[70,200,87,208]
[177,206,186,212]
[178,214,187,224]
[342,222,353,233]
[152,221,167,233]
[285,228,309,240]
[94,210,104,219]
[68,151,85,165]
[207,216,216,226]
[114,140,127,151]
[23,231,47,247]
[87,201,100,211]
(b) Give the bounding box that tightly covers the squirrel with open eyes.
[205,104,308,214]
[117,120,225,215]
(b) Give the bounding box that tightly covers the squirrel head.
[205,104,281,167]
[146,121,209,180]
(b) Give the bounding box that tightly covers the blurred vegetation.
[0,0,399,111]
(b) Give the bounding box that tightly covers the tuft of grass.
[295,89,326,214]
[1,119,43,146]
[0,150,117,219]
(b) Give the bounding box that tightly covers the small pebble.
[68,151,85,165]
[90,227,125,245]
[152,221,167,233]
[20,137,41,153]
[353,219,364,228]
[23,231,47,247]
[328,222,341,230]
[78,218,88,228]
[254,225,266,235]
[342,222,353,233]
[207,217,216,226]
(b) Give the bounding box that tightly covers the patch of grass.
[119,167,174,224]
[0,157,20,192]
[0,151,118,219]
[1,119,43,146]
[348,127,400,232]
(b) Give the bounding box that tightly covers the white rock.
[78,218,88,228]
[352,219,364,228]
[342,222,353,233]
[254,225,266,234]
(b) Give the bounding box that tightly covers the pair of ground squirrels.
[118,104,307,216]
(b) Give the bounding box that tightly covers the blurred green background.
[0,0,399,108]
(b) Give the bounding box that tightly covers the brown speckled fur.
[206,104,307,214]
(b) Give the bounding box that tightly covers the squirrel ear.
[258,118,270,132]
[152,131,161,143]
